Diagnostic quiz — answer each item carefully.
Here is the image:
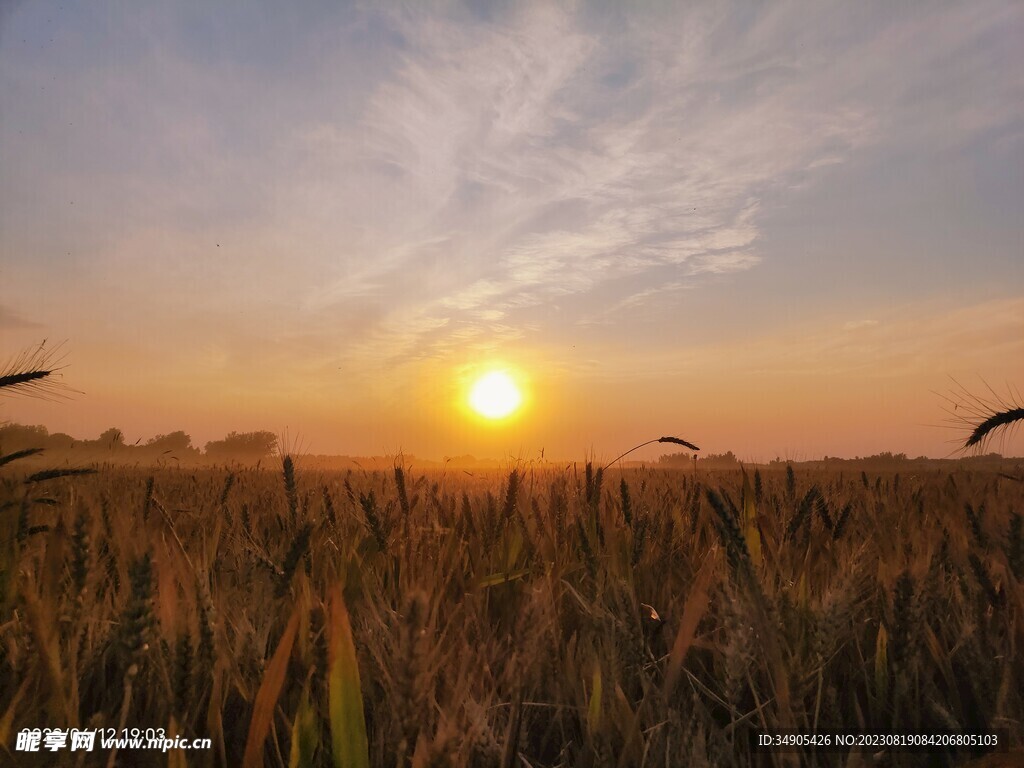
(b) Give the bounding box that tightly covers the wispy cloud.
[596,296,1024,382]
[292,1,1020,367]
[0,306,42,330]
[843,320,879,331]
[302,15,775,355]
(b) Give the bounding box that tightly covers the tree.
[204,431,277,462]
[47,432,76,450]
[0,423,49,450]
[141,431,199,459]
[657,451,693,467]
[145,431,195,454]
[699,451,739,467]
[97,428,125,449]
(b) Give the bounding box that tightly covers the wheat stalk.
[940,379,1024,451]
[0,340,75,400]
[966,408,1024,449]
[0,448,44,467]
[604,435,700,468]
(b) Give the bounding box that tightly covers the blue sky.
[2,1,1022,460]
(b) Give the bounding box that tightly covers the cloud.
[2,1,1021,384]
[0,306,42,330]
[599,296,1024,382]
[843,320,879,331]
[299,4,875,362]
[294,2,1021,368]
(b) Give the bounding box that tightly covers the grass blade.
[289,677,318,768]
[664,547,718,694]
[587,662,603,737]
[477,568,530,589]
[741,468,762,569]
[874,623,888,702]
[242,606,301,768]
[328,584,369,768]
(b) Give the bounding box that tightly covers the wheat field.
[1,458,1022,767]
[3,308,1019,768]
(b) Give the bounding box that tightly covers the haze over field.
[1,1,1022,462]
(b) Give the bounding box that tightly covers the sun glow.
[468,371,522,420]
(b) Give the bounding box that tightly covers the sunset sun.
[468,371,522,420]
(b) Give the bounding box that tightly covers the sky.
[1,0,1023,463]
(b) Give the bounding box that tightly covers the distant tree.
[97,427,126,449]
[699,451,739,466]
[961,452,1005,463]
[864,452,908,463]
[444,454,482,466]
[0,423,49,450]
[657,451,693,466]
[47,432,76,450]
[204,430,277,461]
[143,430,200,460]
[145,431,195,454]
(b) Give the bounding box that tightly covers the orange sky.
[4,295,1022,462]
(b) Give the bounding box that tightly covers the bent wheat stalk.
[605,435,700,469]
[942,379,1024,451]
[966,408,1024,449]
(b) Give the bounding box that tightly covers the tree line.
[0,422,277,462]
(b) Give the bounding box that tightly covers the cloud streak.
[295,1,1020,367]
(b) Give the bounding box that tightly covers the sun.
[469,371,522,420]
